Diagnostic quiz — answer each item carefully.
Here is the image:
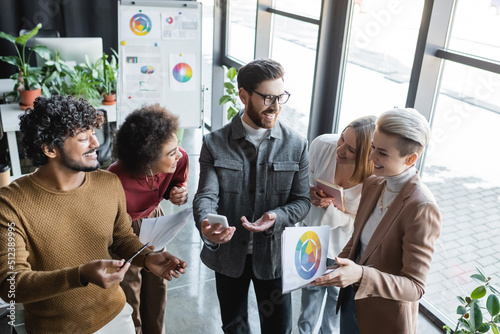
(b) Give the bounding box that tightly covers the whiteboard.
[117,0,203,128]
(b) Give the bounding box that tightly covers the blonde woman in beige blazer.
[313,108,442,334]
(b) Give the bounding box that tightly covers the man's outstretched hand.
[241,212,276,232]
[145,251,187,281]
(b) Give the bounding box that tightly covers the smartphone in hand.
[206,214,229,228]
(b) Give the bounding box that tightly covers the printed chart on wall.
[118,1,202,128]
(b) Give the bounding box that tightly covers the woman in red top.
[108,104,189,334]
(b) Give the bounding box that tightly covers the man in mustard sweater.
[0,95,187,334]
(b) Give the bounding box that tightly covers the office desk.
[0,79,13,103]
[0,103,116,180]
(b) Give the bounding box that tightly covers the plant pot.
[19,89,42,110]
[102,94,116,105]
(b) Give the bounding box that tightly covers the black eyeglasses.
[249,89,291,106]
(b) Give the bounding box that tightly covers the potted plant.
[98,50,118,105]
[218,66,242,121]
[40,49,75,97]
[0,23,50,109]
[70,55,102,106]
[444,267,500,334]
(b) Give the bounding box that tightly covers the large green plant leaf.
[24,72,41,90]
[0,55,21,67]
[470,302,483,331]
[227,67,237,80]
[224,82,236,90]
[487,294,500,317]
[476,266,487,279]
[490,285,500,295]
[227,106,238,120]
[32,45,51,61]
[219,95,232,105]
[492,323,499,334]
[15,23,42,46]
[458,317,471,331]
[0,31,16,43]
[43,71,58,83]
[471,286,487,300]
[41,84,51,97]
[478,323,490,333]
[471,274,487,283]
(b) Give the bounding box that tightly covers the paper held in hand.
[139,207,193,250]
[316,178,345,212]
[281,225,330,294]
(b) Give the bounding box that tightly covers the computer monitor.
[33,37,103,67]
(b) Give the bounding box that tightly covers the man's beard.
[246,99,277,129]
[60,148,100,172]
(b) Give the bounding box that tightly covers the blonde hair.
[376,108,430,156]
[343,115,376,184]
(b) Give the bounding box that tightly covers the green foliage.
[0,23,119,106]
[0,23,51,91]
[71,56,102,106]
[96,49,118,95]
[40,50,75,96]
[444,268,500,334]
[218,66,242,120]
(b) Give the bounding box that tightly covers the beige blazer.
[337,173,442,334]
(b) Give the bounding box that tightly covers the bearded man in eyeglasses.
[194,58,311,334]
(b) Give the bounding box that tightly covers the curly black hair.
[19,95,104,166]
[113,104,179,176]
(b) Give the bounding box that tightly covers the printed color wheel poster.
[169,53,196,92]
[281,226,329,294]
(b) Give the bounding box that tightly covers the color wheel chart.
[118,1,202,128]
[130,13,152,36]
[295,231,322,279]
[173,63,192,82]
[281,226,329,294]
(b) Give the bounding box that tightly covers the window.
[447,1,500,61]
[421,61,500,323]
[338,0,424,130]
[271,15,318,138]
[227,0,257,64]
[273,0,321,20]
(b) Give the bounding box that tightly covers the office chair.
[95,109,112,165]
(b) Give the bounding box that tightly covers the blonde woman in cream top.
[298,116,375,334]
[306,133,362,259]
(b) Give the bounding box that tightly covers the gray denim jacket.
[193,112,311,279]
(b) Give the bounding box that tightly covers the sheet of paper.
[161,11,199,40]
[122,44,164,101]
[169,53,197,92]
[139,207,193,250]
[122,11,161,40]
[281,225,330,294]
[139,216,156,244]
